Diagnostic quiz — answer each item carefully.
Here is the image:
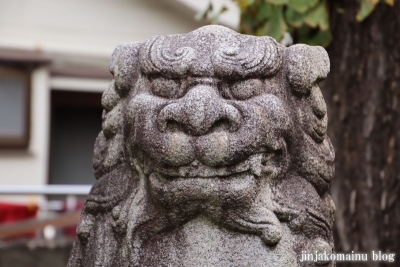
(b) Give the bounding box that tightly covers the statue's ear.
[109,42,142,97]
[100,43,143,139]
[93,42,143,179]
[70,45,145,267]
[284,44,330,95]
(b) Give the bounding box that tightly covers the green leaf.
[318,2,329,30]
[266,0,288,5]
[297,24,312,38]
[307,30,332,47]
[303,0,329,30]
[356,0,379,22]
[285,7,306,28]
[385,0,395,6]
[297,24,332,47]
[304,7,319,27]
[257,1,273,21]
[240,12,257,34]
[256,5,287,41]
[287,0,319,13]
[235,0,253,8]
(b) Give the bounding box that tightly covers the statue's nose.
[157,85,242,135]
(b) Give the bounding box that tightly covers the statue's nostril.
[157,85,242,135]
[165,120,185,132]
[157,103,181,133]
[158,102,242,135]
[221,103,242,132]
[208,119,232,133]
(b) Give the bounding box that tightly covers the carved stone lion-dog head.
[68,25,335,267]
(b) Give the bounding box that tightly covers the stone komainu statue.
[67,25,335,267]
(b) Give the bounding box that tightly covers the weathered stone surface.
[67,25,335,267]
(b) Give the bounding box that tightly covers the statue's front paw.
[260,224,282,246]
[219,205,283,246]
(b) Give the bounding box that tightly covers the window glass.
[49,91,102,186]
[0,67,29,148]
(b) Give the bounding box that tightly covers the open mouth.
[143,152,277,179]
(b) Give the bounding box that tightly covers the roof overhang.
[0,48,51,67]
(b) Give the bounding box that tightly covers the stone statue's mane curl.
[139,27,284,79]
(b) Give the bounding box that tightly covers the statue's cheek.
[126,93,168,122]
[125,93,167,140]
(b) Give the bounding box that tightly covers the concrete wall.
[0,0,204,56]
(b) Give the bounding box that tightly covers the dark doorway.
[49,90,103,185]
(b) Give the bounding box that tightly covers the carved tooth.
[249,153,263,176]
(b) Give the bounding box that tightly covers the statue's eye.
[218,81,232,99]
[151,78,184,99]
[230,79,263,100]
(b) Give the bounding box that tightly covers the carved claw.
[260,225,282,246]
[211,205,283,246]
[234,211,282,246]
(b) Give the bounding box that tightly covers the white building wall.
[0,67,50,203]
[0,0,204,57]
[0,0,205,203]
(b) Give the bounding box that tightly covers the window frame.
[0,66,31,149]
